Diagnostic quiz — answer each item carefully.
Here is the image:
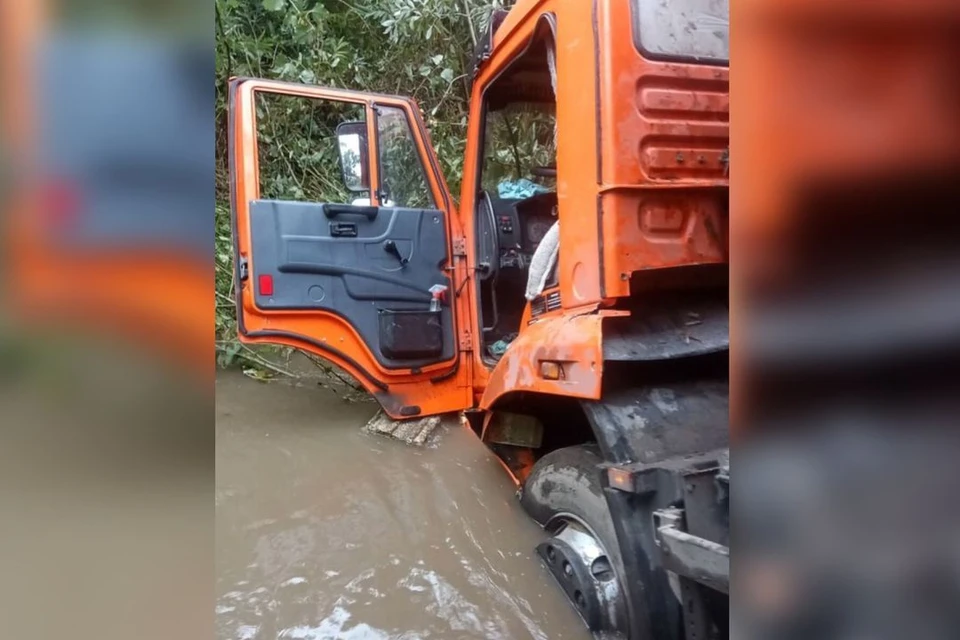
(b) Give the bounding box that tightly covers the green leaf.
[262,0,285,11]
[431,54,443,66]
[440,68,454,83]
[275,61,298,78]
[299,69,316,84]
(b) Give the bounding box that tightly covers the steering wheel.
[478,190,501,282]
[477,190,502,334]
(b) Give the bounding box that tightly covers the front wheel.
[520,444,630,638]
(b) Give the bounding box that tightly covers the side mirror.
[336,121,369,192]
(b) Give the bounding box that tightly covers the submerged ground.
[216,370,590,640]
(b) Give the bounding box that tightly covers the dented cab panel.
[480,312,610,409]
[598,1,729,299]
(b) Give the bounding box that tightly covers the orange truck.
[2,2,213,374]
[229,1,729,638]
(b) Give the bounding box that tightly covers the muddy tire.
[521,444,623,571]
[520,444,629,635]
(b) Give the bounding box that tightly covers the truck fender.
[479,312,607,410]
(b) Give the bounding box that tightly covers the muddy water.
[216,370,591,640]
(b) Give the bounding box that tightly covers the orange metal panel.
[597,0,729,299]
[479,312,606,410]
[553,0,605,308]
[10,246,213,375]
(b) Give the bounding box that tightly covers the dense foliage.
[214,0,508,373]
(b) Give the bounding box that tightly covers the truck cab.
[229,1,729,638]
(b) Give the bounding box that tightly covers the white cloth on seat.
[524,39,561,303]
[525,220,560,301]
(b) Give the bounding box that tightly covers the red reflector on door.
[39,179,81,227]
[258,274,274,296]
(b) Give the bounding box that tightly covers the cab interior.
[474,30,558,364]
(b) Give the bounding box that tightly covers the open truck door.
[228,79,471,418]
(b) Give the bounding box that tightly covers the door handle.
[329,221,358,237]
[324,203,378,220]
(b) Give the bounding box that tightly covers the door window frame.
[466,15,559,369]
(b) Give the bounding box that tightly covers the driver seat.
[525,219,559,301]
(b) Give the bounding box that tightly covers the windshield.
[631,0,729,63]
[480,103,556,198]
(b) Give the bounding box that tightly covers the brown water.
[216,370,591,640]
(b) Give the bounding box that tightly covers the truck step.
[363,411,442,446]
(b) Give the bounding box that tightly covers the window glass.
[480,103,556,196]
[255,93,367,203]
[376,105,435,209]
[632,0,729,62]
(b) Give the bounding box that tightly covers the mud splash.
[216,370,590,640]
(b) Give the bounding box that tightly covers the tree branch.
[462,0,478,49]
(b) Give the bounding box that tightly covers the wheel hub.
[536,517,628,636]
